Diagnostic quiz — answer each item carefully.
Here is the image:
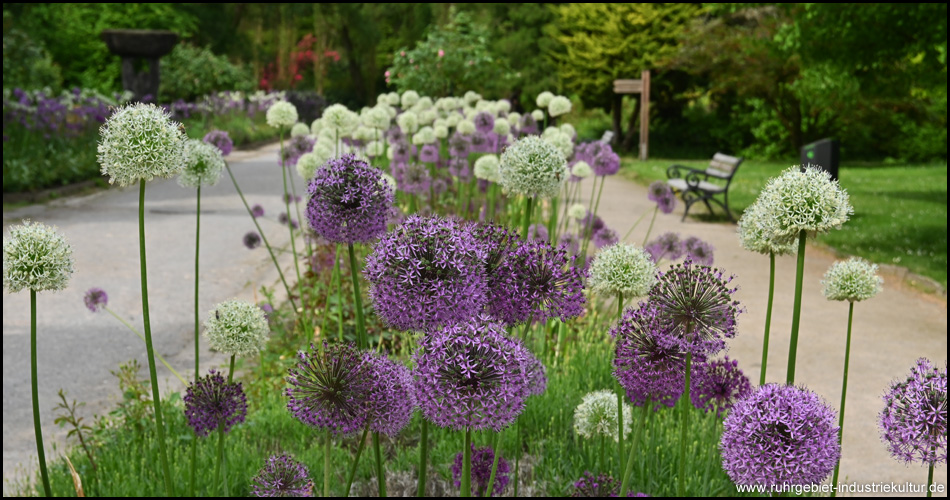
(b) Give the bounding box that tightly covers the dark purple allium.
[592,149,620,177]
[613,304,687,409]
[691,356,752,417]
[720,384,841,489]
[485,238,586,326]
[879,358,947,465]
[305,154,394,244]
[525,350,548,396]
[527,223,549,243]
[592,228,619,249]
[203,129,233,157]
[470,131,497,154]
[644,232,683,263]
[419,143,439,163]
[364,215,487,331]
[281,135,316,167]
[474,112,496,134]
[580,211,606,239]
[559,232,581,256]
[388,126,406,145]
[448,133,471,158]
[286,342,373,435]
[364,352,416,436]
[656,194,676,215]
[393,161,431,196]
[519,114,539,136]
[251,453,314,497]
[451,444,510,497]
[251,204,265,218]
[413,316,531,431]
[183,369,248,437]
[683,237,714,266]
[391,141,413,163]
[244,231,262,249]
[471,222,514,280]
[448,158,471,180]
[84,287,108,312]
[648,260,740,357]
[283,193,302,204]
[647,181,672,204]
[571,472,618,497]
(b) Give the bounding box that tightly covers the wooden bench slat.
[665,152,743,222]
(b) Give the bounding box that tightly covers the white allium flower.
[736,199,797,256]
[463,106,478,119]
[755,165,853,245]
[473,154,501,182]
[536,91,555,108]
[543,129,574,158]
[571,161,593,179]
[433,124,449,139]
[548,95,572,117]
[97,102,186,186]
[445,112,462,128]
[415,96,434,110]
[362,106,391,130]
[310,117,324,136]
[589,243,657,298]
[376,93,390,106]
[541,127,560,140]
[822,257,883,302]
[295,152,322,181]
[3,221,74,293]
[322,104,360,137]
[386,92,401,107]
[354,126,377,142]
[560,123,576,139]
[568,203,587,220]
[463,91,482,106]
[311,144,335,167]
[379,172,397,194]
[204,299,269,357]
[366,140,385,158]
[531,109,546,121]
[456,119,477,136]
[495,99,512,115]
[290,122,310,137]
[178,139,225,188]
[493,119,511,136]
[401,90,420,109]
[507,112,522,127]
[475,100,495,114]
[498,136,567,199]
[384,105,397,118]
[266,101,299,129]
[412,126,437,145]
[433,118,447,128]
[573,390,632,442]
[418,109,438,126]
[397,111,420,134]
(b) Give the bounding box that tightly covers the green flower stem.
[830,301,855,497]
[617,390,625,478]
[580,176,599,258]
[678,352,692,497]
[194,186,202,381]
[373,432,387,497]
[599,434,606,473]
[215,425,228,496]
[325,429,333,497]
[225,162,297,312]
[927,458,934,498]
[483,432,501,498]
[345,425,371,497]
[348,243,368,350]
[555,321,566,368]
[521,197,535,240]
[467,175,478,218]
[30,290,52,498]
[619,401,649,496]
[760,252,776,386]
[514,420,521,498]
[786,230,807,384]
[103,307,186,385]
[320,251,339,343]
[189,425,198,496]
[548,196,559,246]
[487,183,497,222]
[138,180,174,497]
[641,206,658,247]
[417,420,429,497]
[280,134,304,313]
[621,209,649,242]
[336,260,344,343]
[461,429,472,497]
[409,194,418,215]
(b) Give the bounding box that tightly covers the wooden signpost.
[612,70,650,161]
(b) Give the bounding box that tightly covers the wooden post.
[639,70,650,161]
[612,94,623,148]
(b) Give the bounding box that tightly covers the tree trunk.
[339,24,367,103]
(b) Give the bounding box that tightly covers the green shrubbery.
[160,44,255,102]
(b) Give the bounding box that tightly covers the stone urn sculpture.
[101,29,178,102]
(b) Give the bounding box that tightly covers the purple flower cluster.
[518,114,539,136]
[683,236,714,266]
[419,143,439,163]
[278,213,299,229]
[244,231,262,249]
[720,384,841,489]
[306,154,394,244]
[474,112,495,134]
[526,223,549,243]
[612,305,687,409]
[286,342,374,435]
[470,131,497,154]
[448,133,471,158]
[393,161,432,196]
[83,287,108,312]
[524,351,549,397]
[573,142,621,177]
[202,129,233,157]
[364,215,486,331]
[413,317,531,431]
[251,453,314,497]
[879,358,947,465]
[690,357,752,417]
[644,233,684,263]
[570,472,650,497]
[280,135,316,168]
[4,88,116,140]
[451,445,510,497]
[364,352,417,436]
[592,228,619,249]
[647,181,676,214]
[183,369,248,437]
[251,204,265,218]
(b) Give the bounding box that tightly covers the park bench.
[666,153,743,222]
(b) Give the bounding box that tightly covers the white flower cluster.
[97,103,186,186]
[542,126,575,158]
[290,122,310,137]
[401,90,420,109]
[3,221,74,293]
[548,96,572,117]
[322,104,360,137]
[498,136,567,199]
[588,243,657,298]
[473,154,501,182]
[204,299,270,357]
[821,257,883,302]
[573,389,633,442]
[178,139,225,189]
[571,161,593,179]
[295,151,323,182]
[456,119,476,135]
[736,199,797,256]
[753,166,853,245]
[412,126,437,145]
[493,119,511,136]
[397,111,420,134]
[266,101,298,129]
[568,203,587,220]
[536,91,555,108]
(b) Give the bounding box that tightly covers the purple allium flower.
[251,453,314,497]
[592,149,620,177]
[647,181,672,204]
[470,131,497,154]
[571,472,618,497]
[683,236,714,266]
[879,358,948,465]
[83,287,108,312]
[524,350,548,396]
[259,303,274,320]
[656,193,676,215]
[281,135,316,167]
[448,133,471,158]
[448,158,471,180]
[472,222,514,279]
[203,129,233,157]
[451,444,510,497]
[592,228,619,249]
[419,143,439,163]
[393,162,432,196]
[527,223,549,243]
[648,260,740,357]
[364,215,487,331]
[364,352,416,436]
[720,384,841,489]
[183,369,248,437]
[283,193,302,204]
[251,204,266,218]
[580,211,606,239]
[474,112,496,134]
[391,141,413,162]
[691,356,752,417]
[612,304,686,409]
[485,238,586,326]
[286,342,373,435]
[559,232,581,256]
[644,232,684,263]
[305,154,394,244]
[413,316,531,431]
[519,114,539,136]
[244,231,262,249]
[388,126,406,144]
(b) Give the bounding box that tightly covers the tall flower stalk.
[267,101,303,312]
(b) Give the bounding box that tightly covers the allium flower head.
[295,152,322,182]
[363,106,391,131]
[419,143,439,163]
[473,154,501,182]
[536,91,555,108]
[524,351,548,396]
[755,165,853,245]
[244,231,262,250]
[570,472,620,497]
[493,119,511,137]
[464,91,482,106]
[821,257,883,302]
[568,203,587,220]
[251,454,314,497]
[457,119,476,136]
[531,109,545,121]
[183,369,248,437]
[573,389,633,442]
[499,136,567,199]
[879,358,947,465]
[320,104,359,137]
[280,135,316,168]
[286,342,373,435]
[412,126,437,145]
[414,316,531,431]
[401,90,420,109]
[647,181,672,203]
[613,304,687,409]
[97,102,186,186]
[393,161,431,196]
[588,243,656,298]
[570,161,592,181]
[452,445,510,497]
[364,352,416,436]
[720,384,841,489]
[592,228,619,249]
[364,215,487,331]
[543,129,575,159]
[592,149,621,177]
[290,122,310,137]
[644,232,684,263]
[736,199,797,256]
[251,204,265,218]
[305,154,394,244]
[203,129,233,157]
[178,139,225,188]
[683,236,714,266]
[204,299,270,356]
[691,357,752,417]
[84,287,108,312]
[548,95,572,117]
[3,221,74,293]
[397,111,420,134]
[474,112,495,134]
[266,101,299,129]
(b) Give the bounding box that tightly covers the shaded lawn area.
[620,158,948,288]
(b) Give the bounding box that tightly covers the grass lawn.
[621,158,948,289]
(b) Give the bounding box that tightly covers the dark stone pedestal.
[101,29,178,103]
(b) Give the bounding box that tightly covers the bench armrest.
[667,164,710,181]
